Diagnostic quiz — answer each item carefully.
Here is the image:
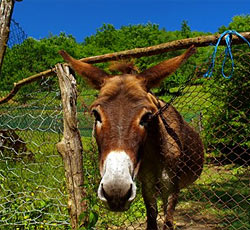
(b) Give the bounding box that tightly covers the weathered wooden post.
[0,0,22,72]
[55,63,86,229]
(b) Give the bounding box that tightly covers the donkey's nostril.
[102,183,135,202]
[128,183,136,202]
[124,184,133,200]
[101,184,110,200]
[99,183,136,212]
[98,183,107,202]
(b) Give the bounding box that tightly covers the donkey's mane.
[109,60,139,74]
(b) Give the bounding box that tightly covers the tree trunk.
[55,63,87,229]
[0,0,15,72]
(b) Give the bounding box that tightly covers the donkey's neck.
[138,117,166,179]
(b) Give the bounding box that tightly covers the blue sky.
[13,0,249,42]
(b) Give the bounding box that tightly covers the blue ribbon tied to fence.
[204,30,250,79]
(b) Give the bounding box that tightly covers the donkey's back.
[160,102,204,189]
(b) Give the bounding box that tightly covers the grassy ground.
[0,85,249,230]
[0,131,69,230]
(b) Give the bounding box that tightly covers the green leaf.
[88,211,98,228]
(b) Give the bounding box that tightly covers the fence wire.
[7,19,27,48]
[0,20,249,230]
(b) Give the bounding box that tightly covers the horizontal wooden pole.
[0,31,249,105]
[0,68,55,104]
[79,32,250,64]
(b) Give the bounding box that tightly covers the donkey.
[59,46,204,230]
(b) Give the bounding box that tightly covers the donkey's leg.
[162,192,179,230]
[142,183,158,230]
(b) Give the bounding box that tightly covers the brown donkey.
[59,46,204,230]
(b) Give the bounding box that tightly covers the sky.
[12,0,249,43]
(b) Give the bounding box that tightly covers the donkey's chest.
[159,168,173,191]
[138,149,173,186]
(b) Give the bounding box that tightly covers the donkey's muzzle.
[97,151,137,211]
[100,183,135,211]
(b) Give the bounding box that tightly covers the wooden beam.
[0,31,250,105]
[79,32,250,64]
[0,68,54,105]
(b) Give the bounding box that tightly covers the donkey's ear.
[138,45,196,89]
[59,50,109,89]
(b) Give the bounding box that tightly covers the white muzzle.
[98,151,137,211]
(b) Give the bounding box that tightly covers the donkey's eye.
[139,112,152,127]
[92,110,102,124]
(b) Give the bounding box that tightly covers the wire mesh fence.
[0,78,68,228]
[0,20,249,230]
[7,19,27,48]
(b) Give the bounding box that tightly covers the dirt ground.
[171,209,219,230]
[122,208,220,230]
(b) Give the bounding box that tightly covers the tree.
[181,20,191,38]
[203,14,250,165]
[218,15,250,33]
[0,0,16,71]
[1,22,210,95]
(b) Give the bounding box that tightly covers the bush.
[202,49,249,165]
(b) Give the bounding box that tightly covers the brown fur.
[109,60,139,74]
[92,75,147,106]
[59,46,203,230]
[59,50,108,89]
[139,45,196,89]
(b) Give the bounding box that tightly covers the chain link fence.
[7,19,27,48]
[0,20,249,230]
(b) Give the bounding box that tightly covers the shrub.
[202,48,249,165]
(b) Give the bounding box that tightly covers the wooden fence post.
[0,0,20,72]
[55,63,86,229]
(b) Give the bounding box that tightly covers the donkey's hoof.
[163,221,174,230]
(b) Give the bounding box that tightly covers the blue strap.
[204,30,250,79]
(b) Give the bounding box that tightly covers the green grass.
[159,85,213,118]
[0,131,69,230]
[1,86,249,230]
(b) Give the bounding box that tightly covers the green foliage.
[83,23,168,53]
[1,22,210,94]
[181,20,191,38]
[202,50,250,164]
[0,33,84,91]
[1,15,249,93]
[201,15,250,164]
[82,23,184,72]
[218,14,250,33]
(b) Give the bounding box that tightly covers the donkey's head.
[59,46,196,211]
